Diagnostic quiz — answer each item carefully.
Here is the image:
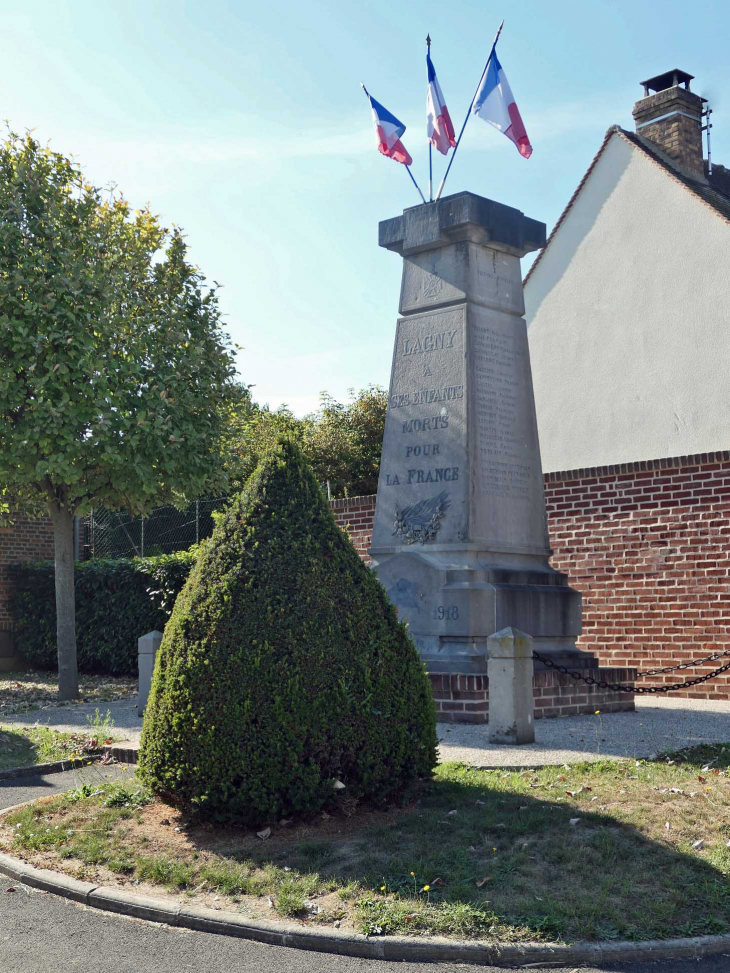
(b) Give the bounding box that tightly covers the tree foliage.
[222,385,387,498]
[219,386,304,493]
[304,385,387,497]
[0,131,237,696]
[0,131,236,517]
[139,439,437,824]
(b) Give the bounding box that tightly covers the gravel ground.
[3,695,730,767]
[438,696,730,766]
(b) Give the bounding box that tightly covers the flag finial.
[426,33,431,50]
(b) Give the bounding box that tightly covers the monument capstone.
[370,191,584,675]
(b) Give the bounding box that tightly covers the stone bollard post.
[137,631,163,717]
[487,627,535,745]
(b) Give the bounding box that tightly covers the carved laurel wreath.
[393,490,450,545]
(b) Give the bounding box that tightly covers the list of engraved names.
[473,323,532,500]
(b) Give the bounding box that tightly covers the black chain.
[637,648,730,677]
[532,651,730,694]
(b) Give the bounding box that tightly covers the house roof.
[524,125,730,286]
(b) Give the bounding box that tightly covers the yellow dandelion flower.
[380,885,386,891]
[422,885,430,892]
[410,871,415,876]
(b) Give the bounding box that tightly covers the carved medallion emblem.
[388,578,422,615]
[422,273,443,299]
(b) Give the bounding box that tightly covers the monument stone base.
[373,549,583,674]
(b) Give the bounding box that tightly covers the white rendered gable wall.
[525,133,730,474]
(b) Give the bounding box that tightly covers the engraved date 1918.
[433,606,459,620]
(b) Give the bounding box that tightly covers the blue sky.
[2,0,728,414]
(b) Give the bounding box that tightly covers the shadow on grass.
[7,748,730,942]
[180,755,730,942]
[0,728,39,772]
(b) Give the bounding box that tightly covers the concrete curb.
[1,830,730,967]
[107,744,139,765]
[0,755,99,782]
[0,744,139,781]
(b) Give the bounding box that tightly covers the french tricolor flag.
[426,54,456,155]
[472,47,532,159]
[366,91,412,166]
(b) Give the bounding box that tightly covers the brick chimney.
[633,69,706,178]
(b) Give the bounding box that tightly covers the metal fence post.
[195,499,200,544]
[140,515,145,558]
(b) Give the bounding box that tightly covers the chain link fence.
[87,481,334,560]
[87,499,227,559]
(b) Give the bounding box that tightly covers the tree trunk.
[49,500,78,700]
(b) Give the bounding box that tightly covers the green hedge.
[9,552,196,675]
[139,439,437,823]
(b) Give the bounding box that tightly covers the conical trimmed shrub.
[139,439,437,823]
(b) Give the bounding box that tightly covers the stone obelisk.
[370,192,583,674]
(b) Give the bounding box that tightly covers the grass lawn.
[2,744,729,943]
[0,672,136,717]
[0,712,116,772]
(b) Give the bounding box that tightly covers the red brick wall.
[331,453,730,701]
[330,495,377,564]
[545,451,730,699]
[430,670,636,724]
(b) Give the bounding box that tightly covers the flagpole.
[427,33,433,202]
[360,82,426,205]
[406,164,427,204]
[434,19,504,201]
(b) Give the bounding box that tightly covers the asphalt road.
[1,767,729,973]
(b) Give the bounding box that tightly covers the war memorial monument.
[369,191,587,683]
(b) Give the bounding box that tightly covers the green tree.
[304,385,387,497]
[139,439,436,823]
[0,132,236,699]
[222,386,387,499]
[219,389,306,493]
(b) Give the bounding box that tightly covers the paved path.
[0,763,136,809]
[2,767,730,972]
[2,698,144,744]
[439,696,730,766]
[4,696,730,767]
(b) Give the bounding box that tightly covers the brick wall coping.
[329,495,377,510]
[544,450,730,484]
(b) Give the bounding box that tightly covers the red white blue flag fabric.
[472,48,532,158]
[366,92,412,166]
[426,53,456,155]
